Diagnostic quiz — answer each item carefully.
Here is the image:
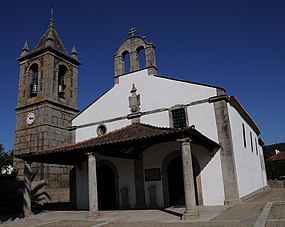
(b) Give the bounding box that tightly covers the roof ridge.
[132,122,173,131]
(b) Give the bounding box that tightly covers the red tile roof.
[15,123,220,165]
[270,152,285,161]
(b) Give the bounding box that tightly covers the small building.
[266,150,285,179]
[16,20,267,220]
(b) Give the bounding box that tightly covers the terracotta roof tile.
[270,151,285,161]
[17,123,220,159]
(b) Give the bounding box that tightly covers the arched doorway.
[97,161,119,210]
[168,156,184,206]
[162,151,202,207]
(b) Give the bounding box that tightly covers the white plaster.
[143,142,180,207]
[143,142,225,207]
[73,69,217,143]
[72,68,264,208]
[191,145,225,205]
[187,103,219,142]
[228,104,267,198]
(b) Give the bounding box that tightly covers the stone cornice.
[15,99,79,113]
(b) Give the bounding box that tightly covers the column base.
[224,198,241,205]
[22,209,33,217]
[135,202,147,209]
[182,209,200,220]
[86,211,100,218]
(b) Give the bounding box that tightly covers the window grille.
[171,108,187,128]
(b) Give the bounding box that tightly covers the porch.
[16,123,220,220]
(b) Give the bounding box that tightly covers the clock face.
[26,112,35,125]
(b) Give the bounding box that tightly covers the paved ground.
[1,188,285,227]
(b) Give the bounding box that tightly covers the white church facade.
[71,30,268,215]
[16,21,267,220]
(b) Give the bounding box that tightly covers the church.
[15,18,267,220]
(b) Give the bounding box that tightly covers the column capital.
[23,160,32,165]
[177,137,191,145]
[86,152,95,157]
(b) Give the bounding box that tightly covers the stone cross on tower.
[128,27,137,37]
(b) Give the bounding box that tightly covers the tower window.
[169,106,188,128]
[122,51,130,73]
[29,64,38,97]
[137,46,146,69]
[58,65,67,98]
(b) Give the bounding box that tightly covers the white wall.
[73,69,226,207]
[196,148,225,205]
[187,103,219,142]
[143,142,225,207]
[143,142,179,207]
[73,69,218,142]
[228,104,266,198]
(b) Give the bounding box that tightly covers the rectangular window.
[170,107,188,128]
[242,124,246,148]
[255,138,258,155]
[250,132,253,152]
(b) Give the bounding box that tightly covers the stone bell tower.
[113,27,158,84]
[14,17,80,203]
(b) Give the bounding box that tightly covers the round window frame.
[97,124,107,136]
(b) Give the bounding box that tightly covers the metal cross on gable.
[128,27,137,37]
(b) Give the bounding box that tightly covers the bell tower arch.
[113,28,158,83]
[14,17,80,203]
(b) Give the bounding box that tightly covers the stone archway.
[162,150,203,207]
[97,160,119,210]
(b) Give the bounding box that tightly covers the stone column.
[134,153,146,208]
[114,55,124,79]
[145,46,158,75]
[87,153,99,213]
[23,161,32,216]
[130,51,139,72]
[178,138,199,220]
[211,90,240,204]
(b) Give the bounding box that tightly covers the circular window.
[97,124,107,136]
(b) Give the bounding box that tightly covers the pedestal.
[120,187,130,209]
[148,186,158,208]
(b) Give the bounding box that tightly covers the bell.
[58,84,65,98]
[30,83,37,96]
[58,84,64,93]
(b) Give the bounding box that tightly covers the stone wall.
[268,179,285,188]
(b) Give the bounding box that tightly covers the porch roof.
[16,123,220,166]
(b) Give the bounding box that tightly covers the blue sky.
[1,0,284,151]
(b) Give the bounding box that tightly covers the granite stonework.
[213,89,240,205]
[14,18,79,206]
[114,32,157,83]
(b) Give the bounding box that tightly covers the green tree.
[0,144,13,174]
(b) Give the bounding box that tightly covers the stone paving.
[1,188,285,227]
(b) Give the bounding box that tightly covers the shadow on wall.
[0,167,72,223]
[0,170,23,223]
